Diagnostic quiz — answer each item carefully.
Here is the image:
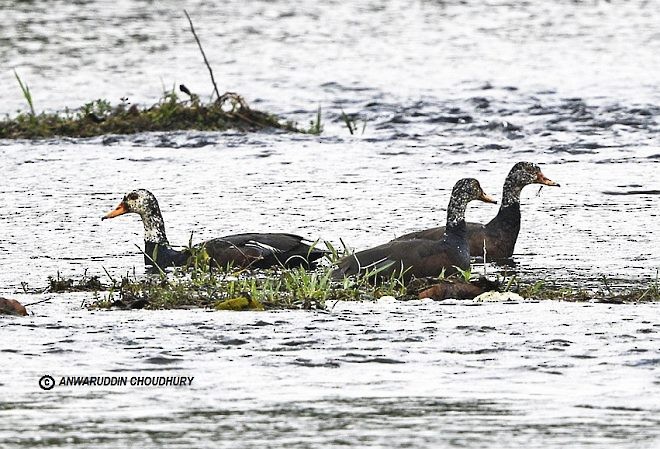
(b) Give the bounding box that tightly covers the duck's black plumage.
[393,162,559,259]
[198,233,325,269]
[103,189,325,269]
[333,178,497,281]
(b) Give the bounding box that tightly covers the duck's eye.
[127,192,139,201]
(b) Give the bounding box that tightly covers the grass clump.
[86,243,409,311]
[4,12,316,139]
[48,270,103,293]
[43,266,660,311]
[0,86,306,139]
[512,279,592,301]
[40,246,660,311]
[509,273,660,303]
[14,70,35,116]
[91,263,409,311]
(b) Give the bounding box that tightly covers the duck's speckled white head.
[446,178,497,227]
[502,162,560,206]
[102,189,169,244]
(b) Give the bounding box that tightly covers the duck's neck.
[487,179,522,231]
[137,202,188,268]
[445,195,469,235]
[501,177,525,208]
[138,206,169,245]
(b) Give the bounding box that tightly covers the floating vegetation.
[2,11,313,139]
[71,243,404,310]
[32,262,659,312]
[47,270,103,293]
[0,81,309,139]
[90,262,409,311]
[34,247,660,311]
[510,273,660,303]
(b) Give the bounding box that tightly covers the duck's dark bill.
[479,193,498,204]
[102,202,128,220]
[537,172,560,187]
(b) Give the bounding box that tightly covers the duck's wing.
[393,226,446,241]
[333,240,426,280]
[334,236,472,281]
[201,233,326,269]
[333,251,396,279]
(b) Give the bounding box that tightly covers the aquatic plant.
[37,254,660,311]
[90,258,414,311]
[504,272,660,303]
[308,106,323,135]
[1,12,317,139]
[516,279,591,301]
[13,70,35,116]
[82,238,409,310]
[0,86,309,139]
[48,270,103,293]
[340,108,367,135]
[453,266,472,283]
[637,270,660,301]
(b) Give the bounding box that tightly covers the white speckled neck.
[125,189,169,245]
[140,209,169,245]
[501,178,524,207]
[446,182,474,228]
[446,198,469,228]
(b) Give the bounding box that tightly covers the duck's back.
[335,234,470,281]
[395,222,486,252]
[393,218,525,260]
[201,233,325,269]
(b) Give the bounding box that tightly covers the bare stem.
[184,10,221,101]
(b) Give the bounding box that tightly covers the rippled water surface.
[3,298,660,448]
[1,1,659,447]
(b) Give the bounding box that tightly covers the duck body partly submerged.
[334,221,471,280]
[393,162,559,260]
[396,204,521,259]
[197,232,324,269]
[333,178,497,282]
[104,189,325,270]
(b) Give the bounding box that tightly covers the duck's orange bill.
[102,201,128,220]
[479,193,498,204]
[537,172,560,187]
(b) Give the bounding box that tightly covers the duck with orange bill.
[102,189,326,270]
[394,162,559,259]
[333,178,497,282]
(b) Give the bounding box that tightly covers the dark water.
[1,1,659,447]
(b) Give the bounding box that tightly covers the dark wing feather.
[393,222,495,261]
[200,233,326,269]
[394,226,447,241]
[393,221,485,242]
[334,235,471,282]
